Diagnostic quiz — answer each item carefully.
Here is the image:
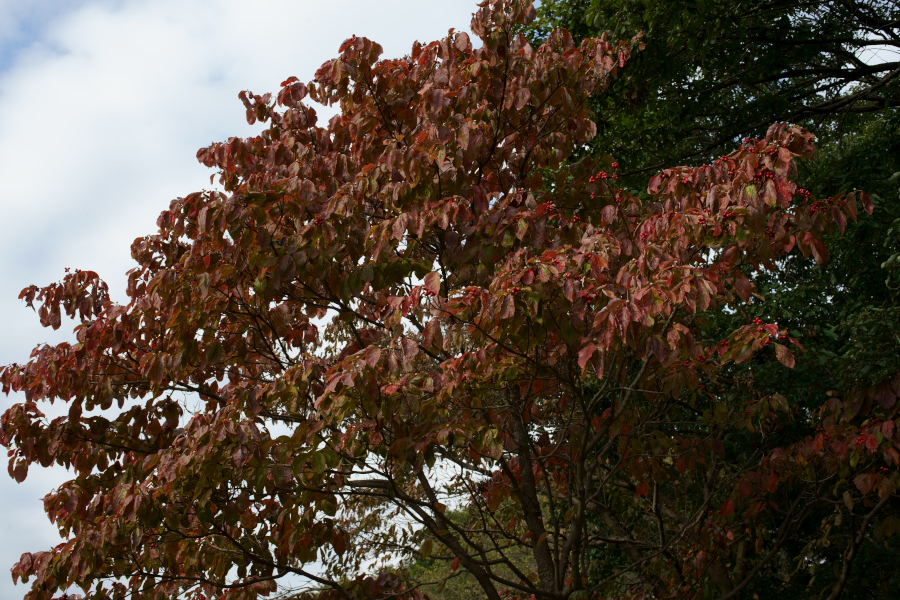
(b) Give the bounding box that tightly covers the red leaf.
[875,383,896,409]
[450,557,461,572]
[734,274,752,302]
[423,319,444,352]
[720,498,734,517]
[401,338,418,361]
[809,235,828,265]
[854,472,875,494]
[365,347,382,368]
[578,343,597,372]
[514,88,531,110]
[424,272,440,295]
[774,344,795,368]
[886,447,900,466]
[454,32,470,52]
[861,190,874,215]
[332,531,346,557]
[499,294,515,319]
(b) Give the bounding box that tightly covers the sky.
[0,1,478,598]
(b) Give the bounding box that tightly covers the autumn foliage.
[1,2,895,600]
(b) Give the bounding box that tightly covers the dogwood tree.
[2,2,894,600]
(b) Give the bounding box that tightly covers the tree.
[526,0,900,178]
[525,3,900,596]
[1,2,896,600]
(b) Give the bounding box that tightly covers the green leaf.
[311,452,327,475]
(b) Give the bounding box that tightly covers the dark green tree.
[527,0,900,176]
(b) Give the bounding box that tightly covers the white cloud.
[0,2,477,598]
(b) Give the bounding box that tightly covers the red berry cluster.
[314,215,323,225]
[510,286,521,296]
[698,217,706,224]
[422,289,437,298]
[753,317,763,325]
[590,172,609,182]
[572,215,581,223]
[796,188,812,199]
[681,176,690,185]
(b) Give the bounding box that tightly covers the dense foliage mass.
[2,2,898,600]
[524,2,900,597]
[527,0,900,177]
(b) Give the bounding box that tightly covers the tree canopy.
[2,2,899,600]
[527,0,900,177]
